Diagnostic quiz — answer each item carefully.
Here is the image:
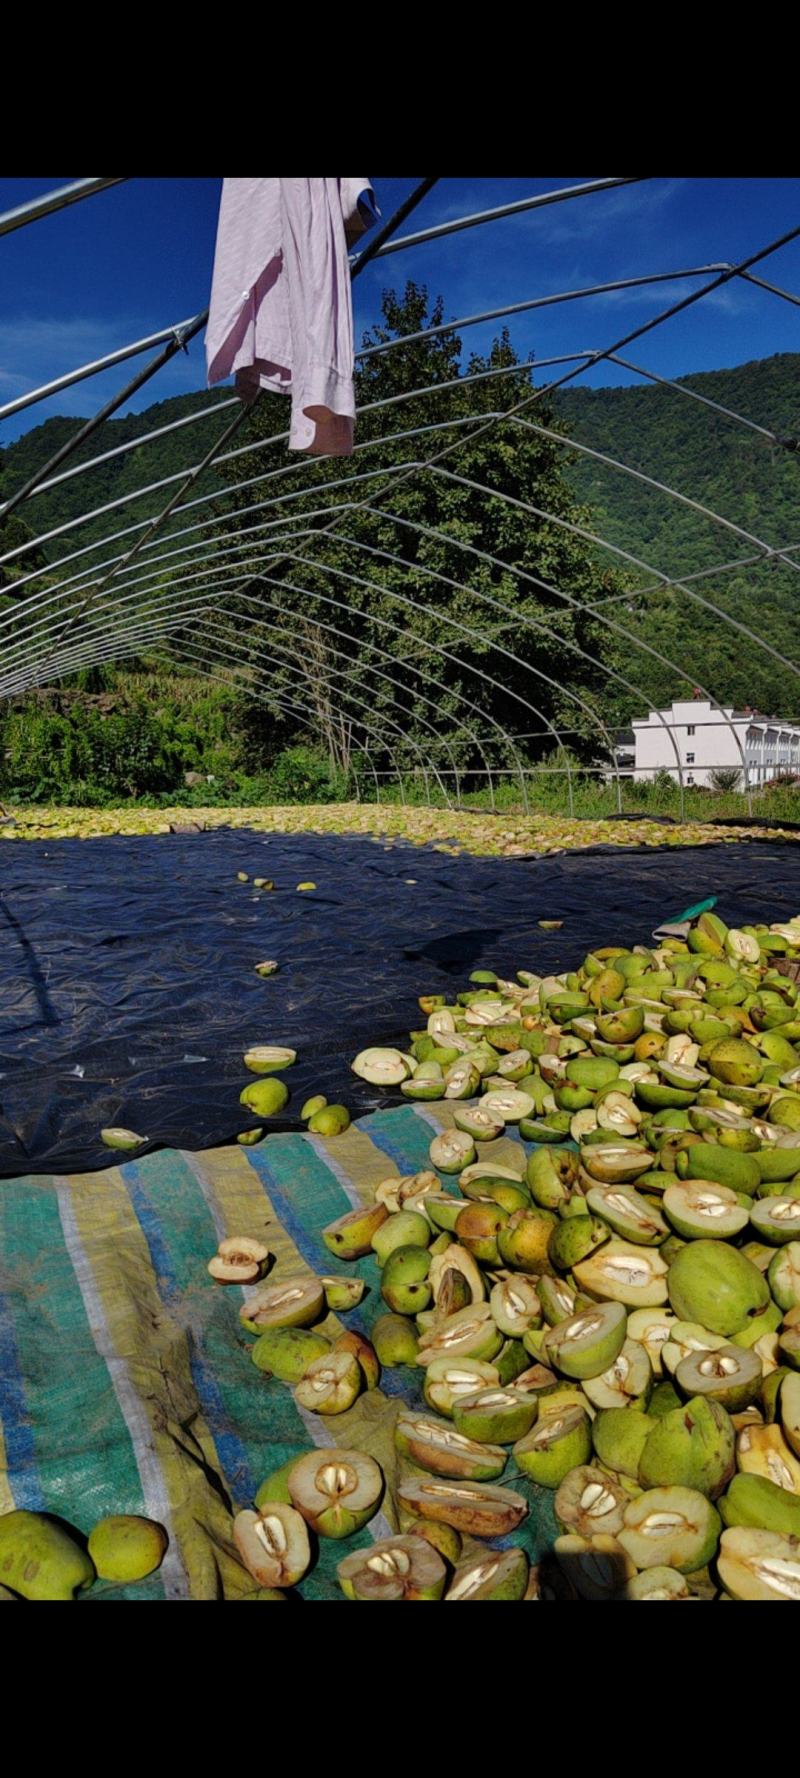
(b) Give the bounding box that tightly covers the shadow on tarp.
[1,827,800,1178]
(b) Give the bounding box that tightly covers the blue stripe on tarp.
[123,1158,255,1507]
[354,1105,445,1175]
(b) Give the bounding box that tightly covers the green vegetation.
[1,308,798,806]
[558,354,800,723]
[0,670,349,806]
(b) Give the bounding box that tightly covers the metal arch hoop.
[12,601,452,808]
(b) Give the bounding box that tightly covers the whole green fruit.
[667,1241,769,1336]
[88,1514,168,1583]
[638,1396,734,1498]
[0,1510,95,1600]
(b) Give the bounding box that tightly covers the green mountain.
[557,354,800,721]
[1,354,798,721]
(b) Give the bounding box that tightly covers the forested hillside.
[1,344,798,735]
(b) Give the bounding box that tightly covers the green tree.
[201,282,624,788]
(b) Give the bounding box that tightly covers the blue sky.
[1,176,799,444]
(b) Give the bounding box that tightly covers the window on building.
[687,725,695,736]
[687,774,694,785]
[686,752,695,764]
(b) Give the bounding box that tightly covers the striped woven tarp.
[0,1104,557,1599]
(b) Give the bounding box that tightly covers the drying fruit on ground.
[295,1348,362,1413]
[395,1413,507,1481]
[308,1103,351,1135]
[717,1526,800,1599]
[233,1504,310,1588]
[319,1276,365,1312]
[240,1078,289,1117]
[445,1548,529,1600]
[243,1045,296,1074]
[338,1536,447,1600]
[251,1327,331,1382]
[617,1487,722,1573]
[87,1515,168,1582]
[222,899,800,1597]
[207,1235,270,1284]
[322,1202,387,1258]
[101,1127,145,1151]
[239,1275,324,1331]
[0,1511,95,1601]
[288,1450,384,1537]
[397,1477,528,1536]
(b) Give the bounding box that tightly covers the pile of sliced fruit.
[232,907,800,1599]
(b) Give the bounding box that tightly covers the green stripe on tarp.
[0,1176,148,1568]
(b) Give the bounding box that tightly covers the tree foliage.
[197,282,620,782]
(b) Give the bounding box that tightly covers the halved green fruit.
[452,1106,504,1142]
[544,1301,627,1380]
[288,1449,384,1538]
[717,1526,800,1599]
[582,1338,653,1410]
[243,1045,296,1074]
[322,1202,388,1259]
[490,1275,541,1337]
[452,1386,538,1445]
[395,1413,507,1481]
[240,1275,324,1333]
[416,1303,503,1368]
[554,1465,628,1537]
[233,1503,310,1588]
[736,1422,800,1492]
[587,1185,668,1245]
[352,1047,413,1086]
[429,1131,476,1175]
[338,1535,447,1601]
[294,1348,362,1414]
[445,1547,529,1601]
[663,1181,749,1241]
[750,1196,800,1245]
[675,1344,761,1413]
[573,1239,669,1307]
[580,1144,654,1184]
[514,1405,592,1487]
[621,1566,692,1599]
[397,1477,528,1536]
[769,1243,800,1311]
[423,1357,501,1417]
[627,1307,678,1377]
[618,1487,721,1573]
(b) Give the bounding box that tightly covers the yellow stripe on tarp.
[307,1123,405,1207]
[0,1424,15,1517]
[181,1143,319,1284]
[62,1168,241,1600]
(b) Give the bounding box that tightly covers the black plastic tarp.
[1,827,800,1178]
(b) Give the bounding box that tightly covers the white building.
[630,699,800,788]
